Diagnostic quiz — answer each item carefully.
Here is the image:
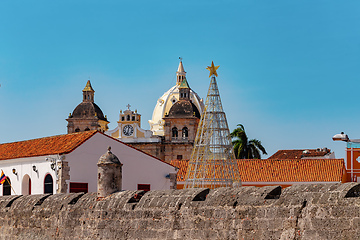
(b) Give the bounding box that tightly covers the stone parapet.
[1,183,360,239]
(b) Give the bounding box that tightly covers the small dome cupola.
[83,80,95,103]
[98,146,122,165]
[66,80,109,133]
[176,58,186,85]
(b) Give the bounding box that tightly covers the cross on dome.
[126,104,131,110]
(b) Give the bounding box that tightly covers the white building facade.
[0,131,177,196]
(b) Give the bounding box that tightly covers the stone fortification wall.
[1,183,360,239]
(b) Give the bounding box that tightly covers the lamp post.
[45,155,63,180]
[333,132,356,182]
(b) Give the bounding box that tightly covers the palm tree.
[230,124,267,159]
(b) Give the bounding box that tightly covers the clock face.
[123,125,134,136]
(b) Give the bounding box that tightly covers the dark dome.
[168,100,201,118]
[71,102,108,121]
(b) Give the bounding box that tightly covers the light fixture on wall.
[32,165,38,173]
[51,163,56,171]
[12,168,17,176]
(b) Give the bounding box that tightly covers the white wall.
[0,132,176,195]
[0,155,57,195]
[66,132,176,192]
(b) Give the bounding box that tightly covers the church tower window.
[182,127,188,138]
[172,127,178,138]
[127,115,130,121]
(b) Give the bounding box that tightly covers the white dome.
[148,61,204,136]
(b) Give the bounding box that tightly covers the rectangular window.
[70,182,88,193]
[138,184,150,192]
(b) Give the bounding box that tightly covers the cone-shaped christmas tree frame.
[184,62,241,189]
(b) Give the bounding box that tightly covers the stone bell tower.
[97,146,123,198]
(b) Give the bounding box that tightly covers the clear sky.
[0,1,359,159]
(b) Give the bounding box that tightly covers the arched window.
[172,127,178,138]
[182,127,188,138]
[44,174,53,194]
[3,177,11,196]
[75,128,80,132]
[84,127,90,131]
[22,174,31,195]
[127,115,130,121]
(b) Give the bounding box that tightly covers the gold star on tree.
[206,61,220,77]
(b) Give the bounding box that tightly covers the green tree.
[230,124,267,159]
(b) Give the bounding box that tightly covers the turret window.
[172,127,178,138]
[182,127,188,138]
[127,115,130,121]
[132,116,135,121]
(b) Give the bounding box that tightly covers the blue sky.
[1,1,359,159]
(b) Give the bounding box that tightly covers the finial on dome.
[177,58,185,73]
[83,80,95,92]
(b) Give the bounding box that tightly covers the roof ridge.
[0,131,98,161]
[0,130,97,146]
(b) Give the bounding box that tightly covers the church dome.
[71,102,107,121]
[148,61,204,136]
[167,100,201,118]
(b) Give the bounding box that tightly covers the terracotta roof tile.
[0,131,97,161]
[268,149,331,159]
[170,158,345,183]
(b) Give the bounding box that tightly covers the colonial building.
[66,80,109,133]
[106,60,204,162]
[0,131,177,196]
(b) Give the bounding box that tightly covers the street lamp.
[45,155,63,180]
[333,132,357,182]
[332,132,349,142]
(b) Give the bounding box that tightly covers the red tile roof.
[268,149,331,159]
[171,158,345,183]
[0,131,97,161]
